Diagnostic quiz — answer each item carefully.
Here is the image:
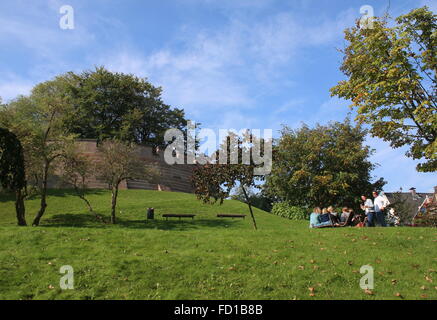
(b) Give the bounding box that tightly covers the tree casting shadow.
[42,213,242,231]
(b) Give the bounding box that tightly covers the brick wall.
[48,139,195,193]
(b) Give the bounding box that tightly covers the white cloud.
[273,98,306,115]
[0,14,94,60]
[213,109,258,132]
[99,7,357,121]
[368,136,437,193]
[0,74,34,102]
[178,0,276,10]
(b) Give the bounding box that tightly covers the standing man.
[373,191,387,227]
[361,195,375,227]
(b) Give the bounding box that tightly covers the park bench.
[162,214,196,220]
[217,214,246,219]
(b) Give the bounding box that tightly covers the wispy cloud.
[100,7,357,120]
[368,136,437,192]
[0,74,33,101]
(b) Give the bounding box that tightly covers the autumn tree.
[264,119,385,210]
[95,140,159,224]
[192,132,271,230]
[0,127,27,226]
[331,7,436,172]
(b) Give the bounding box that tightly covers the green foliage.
[265,118,385,209]
[59,67,187,148]
[271,202,308,220]
[0,128,26,191]
[414,215,437,227]
[0,79,76,226]
[331,7,437,172]
[0,127,27,225]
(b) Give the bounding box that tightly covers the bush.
[271,202,308,220]
[413,215,437,228]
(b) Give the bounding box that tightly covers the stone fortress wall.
[49,139,195,193]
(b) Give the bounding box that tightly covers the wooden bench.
[162,214,196,220]
[217,214,246,219]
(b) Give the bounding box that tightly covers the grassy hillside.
[0,189,436,300]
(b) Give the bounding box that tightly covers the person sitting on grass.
[309,207,333,228]
[327,206,340,224]
[339,207,353,224]
[352,208,366,227]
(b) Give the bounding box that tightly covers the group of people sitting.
[309,206,355,228]
[309,191,391,228]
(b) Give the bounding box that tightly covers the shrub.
[413,215,437,228]
[271,202,308,220]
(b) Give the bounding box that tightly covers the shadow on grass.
[42,213,242,231]
[42,213,108,229]
[0,192,15,203]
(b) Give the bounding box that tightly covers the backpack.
[318,213,331,223]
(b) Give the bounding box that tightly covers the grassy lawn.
[0,189,436,300]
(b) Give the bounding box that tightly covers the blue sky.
[0,0,436,192]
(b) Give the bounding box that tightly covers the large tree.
[60,67,187,148]
[331,7,436,172]
[264,119,385,210]
[0,79,75,226]
[0,127,27,226]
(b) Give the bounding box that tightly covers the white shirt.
[374,196,386,212]
[364,199,374,214]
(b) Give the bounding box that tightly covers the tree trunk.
[32,191,47,226]
[74,186,105,223]
[32,163,49,226]
[242,186,258,230]
[15,189,26,226]
[110,185,119,224]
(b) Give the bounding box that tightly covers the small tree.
[60,145,105,222]
[0,127,27,226]
[95,140,159,224]
[192,132,270,230]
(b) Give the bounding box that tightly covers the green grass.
[0,189,436,300]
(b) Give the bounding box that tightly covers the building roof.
[385,192,434,219]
